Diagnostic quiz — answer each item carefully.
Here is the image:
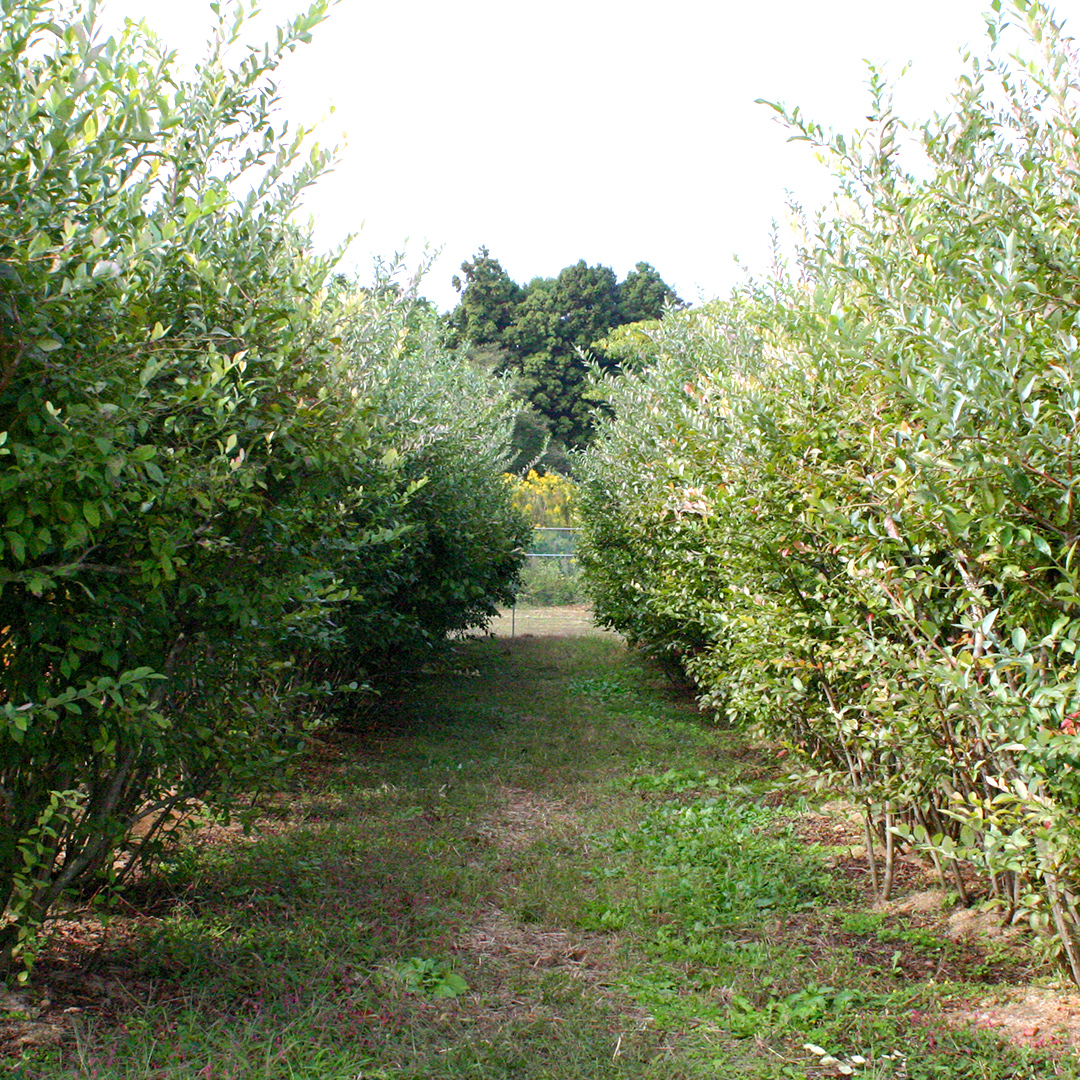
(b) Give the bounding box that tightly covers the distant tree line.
[448,249,681,468]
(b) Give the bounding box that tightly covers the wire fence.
[515,527,583,608]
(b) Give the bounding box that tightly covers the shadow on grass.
[9,635,1077,1080]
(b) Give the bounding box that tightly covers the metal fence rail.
[509,527,582,635]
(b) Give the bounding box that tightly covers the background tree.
[448,247,522,349]
[450,252,681,459]
[616,261,682,325]
[508,262,619,448]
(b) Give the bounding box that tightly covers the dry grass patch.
[461,906,655,1042]
[477,786,580,851]
[464,906,600,973]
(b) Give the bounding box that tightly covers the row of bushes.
[579,1,1080,979]
[0,0,528,973]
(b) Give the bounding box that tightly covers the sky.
[94,0,1080,311]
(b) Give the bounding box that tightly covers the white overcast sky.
[95,0,1080,311]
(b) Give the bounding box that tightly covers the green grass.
[8,634,1079,1079]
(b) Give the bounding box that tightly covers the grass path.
[10,633,1080,1078]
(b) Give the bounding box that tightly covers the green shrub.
[517,557,583,606]
[579,1,1080,980]
[0,0,524,974]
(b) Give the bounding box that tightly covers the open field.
[483,603,617,638]
[6,634,1080,1079]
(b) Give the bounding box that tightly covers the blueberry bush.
[0,0,526,973]
[579,0,1080,980]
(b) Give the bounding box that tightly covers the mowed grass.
[485,602,608,637]
[9,633,1080,1078]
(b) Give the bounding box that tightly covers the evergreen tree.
[450,251,680,455]
[617,261,682,324]
[449,247,522,347]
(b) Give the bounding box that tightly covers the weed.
[839,910,886,935]
[876,925,952,953]
[390,957,468,999]
[598,796,843,926]
[629,767,723,793]
[568,674,637,700]
[727,983,862,1038]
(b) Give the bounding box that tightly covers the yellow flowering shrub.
[507,470,579,528]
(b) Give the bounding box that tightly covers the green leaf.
[7,532,26,563]
[432,972,468,998]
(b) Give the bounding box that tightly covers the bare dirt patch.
[0,796,302,1058]
[0,916,164,1057]
[947,987,1080,1051]
[791,808,1039,988]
